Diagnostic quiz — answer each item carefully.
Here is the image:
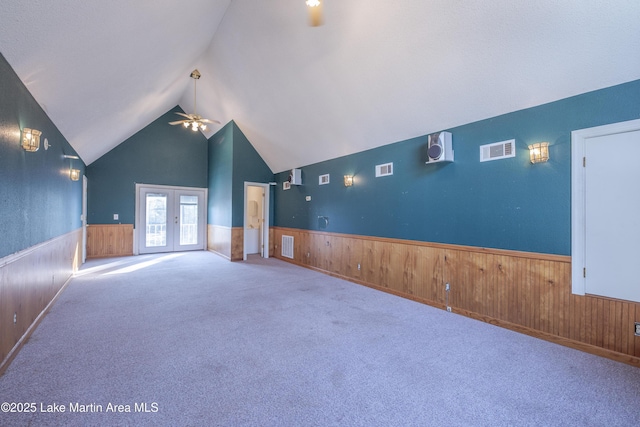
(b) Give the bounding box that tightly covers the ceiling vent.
[480,139,515,162]
[426,131,454,163]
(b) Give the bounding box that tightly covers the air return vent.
[480,139,516,162]
[375,162,393,177]
[281,235,294,259]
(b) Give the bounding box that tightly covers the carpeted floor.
[1,251,639,426]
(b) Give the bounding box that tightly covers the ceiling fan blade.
[200,119,221,124]
[168,120,187,125]
[175,112,193,119]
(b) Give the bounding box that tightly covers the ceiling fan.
[306,0,323,27]
[169,69,220,131]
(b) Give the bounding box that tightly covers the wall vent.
[281,235,294,259]
[375,162,393,177]
[480,139,516,162]
[319,174,330,185]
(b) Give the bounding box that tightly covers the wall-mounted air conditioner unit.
[425,131,454,163]
[288,168,302,185]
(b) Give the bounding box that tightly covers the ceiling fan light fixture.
[169,69,220,132]
[306,0,323,26]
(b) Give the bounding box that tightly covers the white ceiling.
[2,1,640,172]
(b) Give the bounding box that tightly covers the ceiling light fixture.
[169,69,220,132]
[306,0,323,27]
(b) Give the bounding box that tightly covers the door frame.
[243,181,271,260]
[82,175,88,264]
[570,118,640,295]
[135,183,208,255]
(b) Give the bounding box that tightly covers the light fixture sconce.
[344,175,354,187]
[22,128,42,152]
[63,155,81,181]
[69,168,81,181]
[528,142,549,164]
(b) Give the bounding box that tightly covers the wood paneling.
[1,229,82,375]
[86,224,133,258]
[231,227,243,261]
[208,225,244,261]
[273,227,640,366]
[208,224,232,260]
[211,226,275,261]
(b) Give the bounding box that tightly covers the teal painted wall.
[207,121,274,227]
[274,79,640,256]
[208,122,234,226]
[231,123,275,227]
[86,106,208,224]
[0,53,84,259]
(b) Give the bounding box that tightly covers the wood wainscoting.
[208,225,243,261]
[272,227,640,366]
[86,224,133,258]
[209,226,276,261]
[0,229,83,375]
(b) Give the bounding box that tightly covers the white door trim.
[82,175,88,264]
[570,118,640,295]
[243,182,271,260]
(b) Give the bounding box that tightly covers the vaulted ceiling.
[2,1,639,172]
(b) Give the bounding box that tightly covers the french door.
[136,184,206,254]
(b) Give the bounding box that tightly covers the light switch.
[113,214,119,220]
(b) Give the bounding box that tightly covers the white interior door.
[243,182,270,260]
[584,129,640,302]
[137,185,206,254]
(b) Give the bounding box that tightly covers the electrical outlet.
[445,283,450,291]
[113,213,119,220]
[13,312,17,324]
[357,263,361,271]
[635,322,640,336]
[446,307,452,313]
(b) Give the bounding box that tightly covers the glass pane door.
[138,185,206,254]
[173,190,204,251]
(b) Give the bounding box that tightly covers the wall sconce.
[528,142,549,164]
[344,175,354,187]
[22,128,42,152]
[63,155,81,181]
